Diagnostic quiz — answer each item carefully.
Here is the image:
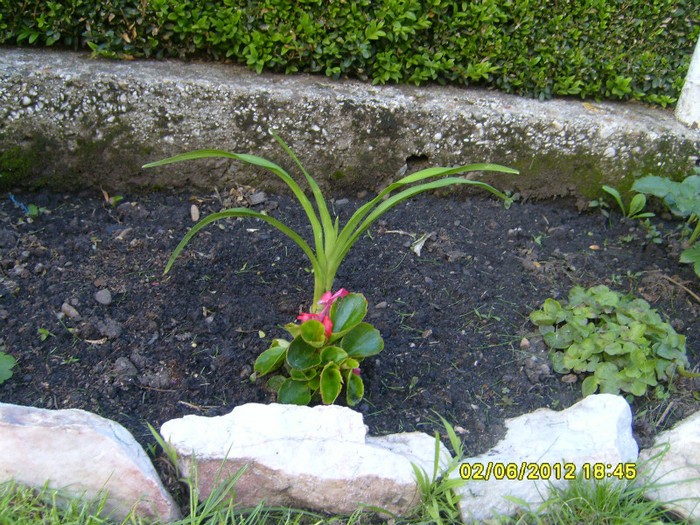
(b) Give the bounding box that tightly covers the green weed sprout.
[143,130,517,308]
[589,185,654,220]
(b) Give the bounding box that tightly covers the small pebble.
[94,289,112,305]
[248,192,267,206]
[61,302,81,319]
[113,357,138,378]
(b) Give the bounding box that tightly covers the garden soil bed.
[1,185,699,495]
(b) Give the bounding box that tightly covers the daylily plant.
[144,130,518,309]
[254,289,381,405]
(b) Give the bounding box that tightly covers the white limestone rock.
[160,403,451,516]
[451,394,638,522]
[637,410,700,520]
[0,403,180,523]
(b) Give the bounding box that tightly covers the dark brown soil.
[1,186,698,469]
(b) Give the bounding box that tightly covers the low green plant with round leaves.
[632,170,700,277]
[0,351,16,385]
[529,285,695,399]
[254,289,382,406]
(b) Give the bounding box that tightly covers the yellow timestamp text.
[459,462,637,481]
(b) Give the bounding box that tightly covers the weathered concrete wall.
[1,48,699,199]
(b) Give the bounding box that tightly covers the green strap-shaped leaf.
[337,163,518,255]
[144,147,326,271]
[162,208,320,280]
[332,176,514,271]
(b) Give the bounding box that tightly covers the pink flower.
[297,289,350,339]
[352,368,361,376]
[317,288,349,316]
[296,312,333,338]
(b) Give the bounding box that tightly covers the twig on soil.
[655,401,675,428]
[661,275,700,304]
[178,400,219,411]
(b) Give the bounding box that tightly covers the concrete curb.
[1,48,699,199]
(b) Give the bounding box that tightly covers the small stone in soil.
[61,303,81,319]
[94,289,112,305]
[113,357,138,377]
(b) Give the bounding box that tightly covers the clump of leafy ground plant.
[530,285,693,399]
[632,169,700,278]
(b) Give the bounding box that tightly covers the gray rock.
[160,403,451,517]
[0,402,180,523]
[113,357,138,378]
[452,394,638,522]
[94,289,112,305]
[60,302,81,319]
[637,410,700,520]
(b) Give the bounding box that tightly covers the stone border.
[1,48,699,199]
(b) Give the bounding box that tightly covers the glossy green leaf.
[266,375,285,393]
[0,353,16,384]
[287,336,321,370]
[341,322,383,358]
[339,357,360,370]
[320,362,342,404]
[300,319,327,347]
[346,369,364,406]
[679,246,700,277]
[320,346,348,364]
[278,379,311,405]
[581,376,599,397]
[290,368,318,381]
[253,341,288,376]
[330,293,367,334]
[284,323,301,339]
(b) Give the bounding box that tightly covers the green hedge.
[1,0,697,106]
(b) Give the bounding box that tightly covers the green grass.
[1,466,695,525]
